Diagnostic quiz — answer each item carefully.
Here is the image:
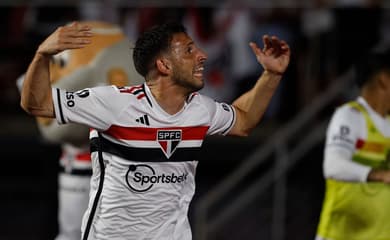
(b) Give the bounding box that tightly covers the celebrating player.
[20,21,290,240]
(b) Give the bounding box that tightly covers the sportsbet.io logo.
[125,164,188,193]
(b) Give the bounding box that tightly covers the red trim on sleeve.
[355,139,365,149]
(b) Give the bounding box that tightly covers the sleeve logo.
[331,125,353,145]
[221,103,230,112]
[65,91,75,107]
[340,125,350,136]
[75,89,90,98]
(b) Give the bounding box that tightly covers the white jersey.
[52,83,236,240]
[324,97,390,182]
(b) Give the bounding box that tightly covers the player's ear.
[156,58,170,75]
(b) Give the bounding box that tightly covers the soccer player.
[17,21,144,240]
[316,50,390,240]
[20,21,290,240]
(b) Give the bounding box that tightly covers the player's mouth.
[194,66,204,78]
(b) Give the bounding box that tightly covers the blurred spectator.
[249,8,300,120]
[184,7,235,102]
[119,7,185,43]
[225,7,259,99]
[78,1,119,24]
[299,2,336,108]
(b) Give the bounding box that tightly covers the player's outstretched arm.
[21,22,92,117]
[229,35,290,136]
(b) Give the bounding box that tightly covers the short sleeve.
[52,85,128,131]
[199,95,236,135]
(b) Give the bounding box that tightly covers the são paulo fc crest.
[157,130,182,158]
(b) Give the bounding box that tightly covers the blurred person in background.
[183,7,235,102]
[316,50,390,240]
[20,21,290,239]
[17,21,143,240]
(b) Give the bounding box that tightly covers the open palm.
[37,22,92,56]
[249,35,290,75]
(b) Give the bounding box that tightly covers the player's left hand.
[249,35,290,75]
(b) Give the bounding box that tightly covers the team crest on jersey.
[157,130,182,158]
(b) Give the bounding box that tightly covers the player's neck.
[362,89,388,117]
[147,80,188,115]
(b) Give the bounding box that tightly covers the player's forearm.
[20,53,54,117]
[232,70,282,135]
[367,169,390,184]
[324,148,371,182]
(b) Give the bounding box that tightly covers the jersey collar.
[143,83,188,118]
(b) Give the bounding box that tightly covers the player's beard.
[171,65,204,94]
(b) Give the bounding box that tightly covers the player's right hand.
[37,21,92,56]
[381,170,390,184]
[368,169,390,184]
